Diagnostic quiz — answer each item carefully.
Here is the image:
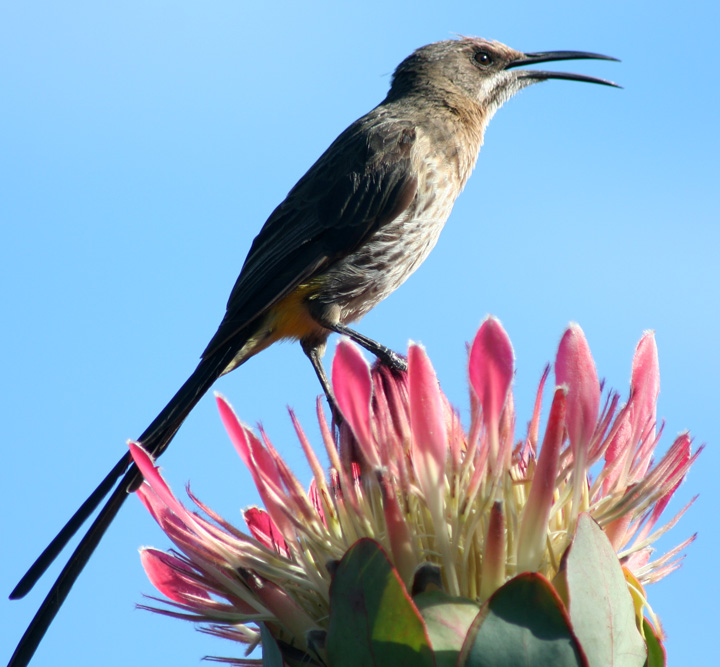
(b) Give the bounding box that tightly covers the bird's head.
[389,37,619,121]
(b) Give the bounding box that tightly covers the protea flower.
[132,317,698,666]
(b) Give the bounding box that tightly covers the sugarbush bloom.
[132,318,698,666]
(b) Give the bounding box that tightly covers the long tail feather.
[8,345,237,667]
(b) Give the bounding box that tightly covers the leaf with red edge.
[643,618,666,667]
[560,514,647,667]
[458,573,587,667]
[413,590,479,667]
[326,539,435,667]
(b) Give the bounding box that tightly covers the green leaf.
[414,590,480,667]
[643,618,666,667]
[458,573,587,667]
[561,514,647,667]
[326,538,435,667]
[260,623,285,667]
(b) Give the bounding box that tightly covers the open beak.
[507,50,621,88]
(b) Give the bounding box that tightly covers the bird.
[8,36,618,666]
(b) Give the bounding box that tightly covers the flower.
[131,317,699,665]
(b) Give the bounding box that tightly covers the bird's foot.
[374,346,408,373]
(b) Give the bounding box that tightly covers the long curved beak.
[507,50,621,88]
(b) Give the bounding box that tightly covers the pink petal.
[307,478,326,525]
[290,409,330,518]
[605,513,634,551]
[331,339,380,468]
[642,533,696,583]
[317,397,360,512]
[216,394,283,491]
[632,494,697,556]
[468,317,514,477]
[526,365,550,458]
[555,323,600,454]
[216,396,284,500]
[136,482,163,524]
[259,427,320,526]
[466,361,482,459]
[129,442,196,528]
[638,434,701,508]
[379,471,416,586]
[244,573,315,642]
[373,373,413,496]
[468,316,514,434]
[136,483,189,537]
[588,392,621,463]
[481,501,506,600]
[243,507,290,558]
[215,395,297,542]
[497,390,516,473]
[555,324,599,526]
[628,421,661,484]
[372,362,411,451]
[408,343,448,505]
[186,488,251,544]
[629,331,660,444]
[623,547,651,572]
[601,409,633,495]
[140,547,211,605]
[517,387,567,572]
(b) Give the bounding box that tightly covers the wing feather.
[202,114,418,357]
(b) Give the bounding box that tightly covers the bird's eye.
[474,50,493,67]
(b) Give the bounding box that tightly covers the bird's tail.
[8,344,238,667]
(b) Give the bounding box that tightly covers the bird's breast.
[312,157,462,324]
[305,114,483,327]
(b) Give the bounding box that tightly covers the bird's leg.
[323,322,408,372]
[302,342,343,424]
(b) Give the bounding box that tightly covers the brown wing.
[202,113,418,358]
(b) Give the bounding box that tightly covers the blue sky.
[2,1,718,665]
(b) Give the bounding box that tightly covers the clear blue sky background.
[2,1,718,665]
